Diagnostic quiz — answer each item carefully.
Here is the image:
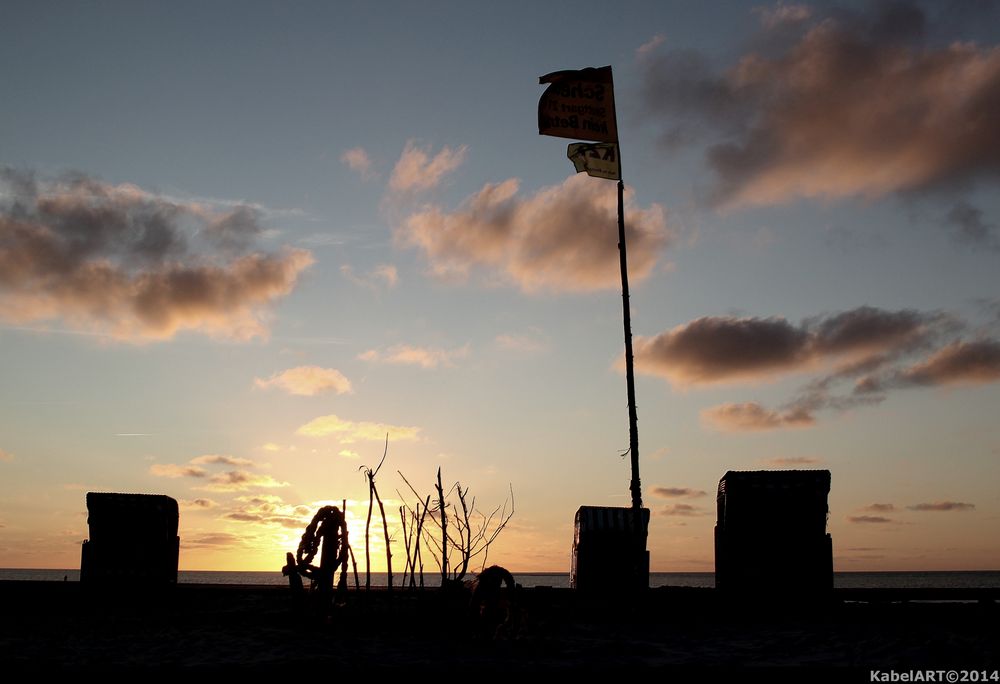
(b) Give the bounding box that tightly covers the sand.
[1,581,997,675]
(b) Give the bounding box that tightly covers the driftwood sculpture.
[283,505,351,608]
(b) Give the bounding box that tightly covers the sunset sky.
[2,1,999,573]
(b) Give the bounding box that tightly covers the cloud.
[222,495,311,529]
[149,463,208,478]
[340,147,377,181]
[254,365,353,396]
[640,2,1000,207]
[863,503,896,513]
[754,2,811,29]
[848,515,895,524]
[389,140,467,193]
[763,456,822,466]
[635,315,811,385]
[945,202,999,249]
[659,503,705,516]
[705,333,1000,429]
[201,470,290,492]
[634,307,939,386]
[677,307,1000,432]
[636,34,666,57]
[189,454,255,467]
[897,340,1000,387]
[340,263,399,290]
[809,306,939,357]
[295,414,422,443]
[179,498,218,509]
[398,174,669,293]
[338,449,360,459]
[0,448,13,462]
[652,487,707,498]
[702,401,815,432]
[495,331,547,354]
[0,169,313,341]
[358,343,469,369]
[182,532,244,549]
[908,501,975,512]
[371,264,398,287]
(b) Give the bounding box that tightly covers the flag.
[567,142,621,180]
[538,66,618,143]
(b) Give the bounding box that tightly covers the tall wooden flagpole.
[617,176,642,510]
[538,65,644,510]
[540,66,648,588]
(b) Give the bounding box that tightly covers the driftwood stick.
[400,505,411,588]
[436,467,447,580]
[373,479,392,590]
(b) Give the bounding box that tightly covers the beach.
[2,580,997,675]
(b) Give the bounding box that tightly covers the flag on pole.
[538,66,618,143]
[567,142,621,180]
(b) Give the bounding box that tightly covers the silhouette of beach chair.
[714,470,832,596]
[80,493,179,585]
[571,505,650,590]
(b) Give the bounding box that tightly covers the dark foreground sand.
[1,581,997,676]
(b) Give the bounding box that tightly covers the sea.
[3,568,999,589]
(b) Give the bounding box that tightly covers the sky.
[1,0,999,573]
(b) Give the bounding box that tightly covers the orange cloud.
[222,495,312,529]
[340,147,377,181]
[634,307,937,387]
[702,402,815,432]
[0,448,13,462]
[398,174,669,293]
[495,331,548,354]
[295,414,422,443]
[254,366,353,396]
[149,463,208,478]
[655,308,1000,433]
[201,471,289,492]
[652,487,706,498]
[189,454,255,467]
[636,34,666,58]
[847,515,895,524]
[641,2,1000,206]
[899,340,1000,387]
[908,501,975,512]
[659,503,705,516]
[764,456,823,466]
[182,532,244,549]
[635,316,811,385]
[340,263,398,290]
[0,169,312,341]
[179,498,218,509]
[389,140,467,193]
[358,343,468,369]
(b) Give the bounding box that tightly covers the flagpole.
[617,176,642,511]
[539,64,647,589]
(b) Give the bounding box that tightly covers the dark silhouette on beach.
[571,505,650,591]
[284,505,350,611]
[715,470,833,597]
[469,564,519,639]
[80,492,179,585]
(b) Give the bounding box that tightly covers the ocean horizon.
[4,568,999,589]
